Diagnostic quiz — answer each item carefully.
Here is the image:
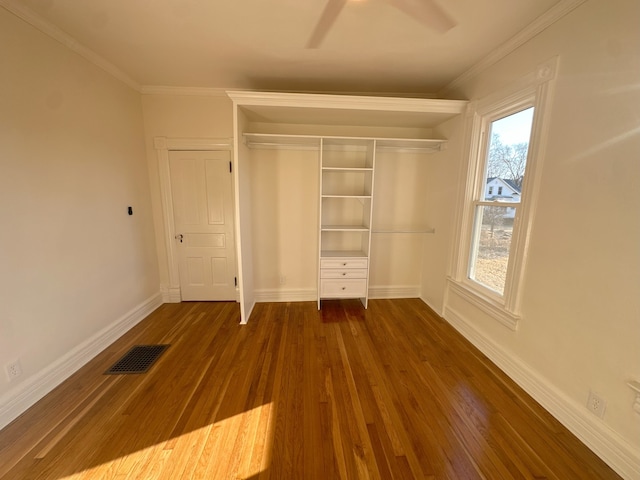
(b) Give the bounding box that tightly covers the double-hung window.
[468,106,534,296]
[448,59,557,330]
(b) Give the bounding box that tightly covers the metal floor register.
[104,345,170,375]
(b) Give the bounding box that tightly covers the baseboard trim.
[369,285,420,299]
[160,284,181,303]
[0,292,163,431]
[443,305,640,480]
[419,295,444,317]
[253,288,317,303]
[252,286,422,303]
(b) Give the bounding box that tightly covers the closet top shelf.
[243,133,447,152]
[228,91,468,129]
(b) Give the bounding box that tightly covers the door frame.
[154,137,235,303]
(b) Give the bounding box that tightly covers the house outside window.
[448,58,557,329]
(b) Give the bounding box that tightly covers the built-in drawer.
[320,279,367,298]
[320,269,368,279]
[320,258,368,269]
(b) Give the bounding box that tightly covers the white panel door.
[169,150,236,301]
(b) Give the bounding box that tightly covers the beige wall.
[371,150,433,292]
[420,114,465,312]
[140,94,233,291]
[249,149,319,295]
[429,0,640,469]
[0,8,158,405]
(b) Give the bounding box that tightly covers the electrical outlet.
[587,390,606,418]
[279,275,287,285]
[5,359,22,382]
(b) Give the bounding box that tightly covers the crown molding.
[440,0,587,96]
[0,0,140,92]
[140,86,230,97]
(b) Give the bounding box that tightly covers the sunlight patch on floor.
[60,402,276,480]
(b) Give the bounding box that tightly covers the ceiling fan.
[306,0,456,48]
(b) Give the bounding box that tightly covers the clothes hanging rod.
[371,229,436,234]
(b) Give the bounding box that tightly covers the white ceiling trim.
[440,0,587,96]
[140,86,229,97]
[0,0,141,92]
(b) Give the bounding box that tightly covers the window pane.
[484,107,534,202]
[469,206,515,295]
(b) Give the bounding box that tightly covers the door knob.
[175,234,183,243]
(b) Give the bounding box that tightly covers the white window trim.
[447,57,558,330]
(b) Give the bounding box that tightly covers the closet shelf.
[321,250,368,258]
[321,225,369,231]
[321,194,372,199]
[322,167,374,172]
[243,133,447,153]
[375,138,446,153]
[243,133,320,150]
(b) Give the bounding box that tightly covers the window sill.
[446,278,521,331]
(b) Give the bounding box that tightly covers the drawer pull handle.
[342,287,346,290]
[343,262,347,266]
[342,273,346,276]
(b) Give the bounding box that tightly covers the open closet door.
[233,106,255,324]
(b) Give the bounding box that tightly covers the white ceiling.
[6,0,565,95]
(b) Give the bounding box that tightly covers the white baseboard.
[0,292,163,431]
[160,284,181,303]
[252,286,422,303]
[253,288,317,303]
[254,286,421,303]
[443,305,640,480]
[419,295,444,317]
[369,285,420,299]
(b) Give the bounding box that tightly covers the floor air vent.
[104,345,169,375]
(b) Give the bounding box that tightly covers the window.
[448,58,556,329]
[468,108,533,295]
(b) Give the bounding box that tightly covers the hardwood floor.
[0,299,620,479]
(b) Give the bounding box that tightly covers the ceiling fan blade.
[387,0,456,33]
[306,0,348,48]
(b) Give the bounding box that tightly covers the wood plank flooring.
[0,299,620,479]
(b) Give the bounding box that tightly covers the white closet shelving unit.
[228,91,467,323]
[319,138,375,308]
